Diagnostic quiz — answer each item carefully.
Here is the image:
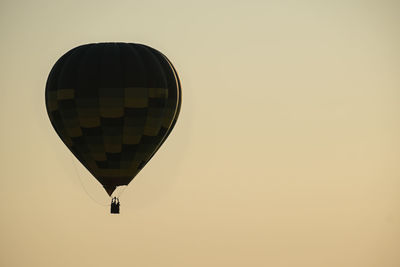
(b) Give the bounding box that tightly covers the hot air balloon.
[45,43,181,213]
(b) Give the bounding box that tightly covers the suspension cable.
[70,153,110,207]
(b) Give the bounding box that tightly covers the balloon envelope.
[45,43,181,196]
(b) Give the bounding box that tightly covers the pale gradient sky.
[1,0,400,266]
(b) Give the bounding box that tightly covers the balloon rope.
[113,185,127,198]
[70,153,110,207]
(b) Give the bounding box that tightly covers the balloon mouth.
[103,185,117,196]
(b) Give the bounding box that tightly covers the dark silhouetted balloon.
[45,43,181,196]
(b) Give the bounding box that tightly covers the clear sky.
[1,0,400,266]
